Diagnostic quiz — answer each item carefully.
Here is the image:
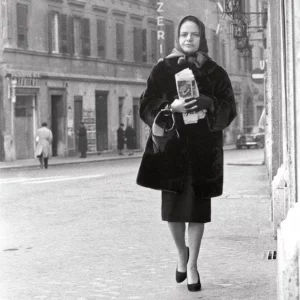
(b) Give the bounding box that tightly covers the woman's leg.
[187,223,205,284]
[168,222,188,272]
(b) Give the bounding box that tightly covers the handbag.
[136,109,186,193]
[151,108,179,153]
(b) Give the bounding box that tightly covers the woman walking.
[137,15,236,292]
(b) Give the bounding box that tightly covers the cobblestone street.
[0,149,276,300]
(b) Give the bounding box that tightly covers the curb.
[227,162,265,166]
[0,154,143,171]
[0,146,247,171]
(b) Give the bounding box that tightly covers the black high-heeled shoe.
[187,271,201,292]
[176,247,189,283]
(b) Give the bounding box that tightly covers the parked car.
[236,126,265,149]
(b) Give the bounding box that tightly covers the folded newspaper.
[175,68,206,124]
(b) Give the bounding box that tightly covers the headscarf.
[166,15,209,68]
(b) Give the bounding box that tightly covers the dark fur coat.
[137,57,237,198]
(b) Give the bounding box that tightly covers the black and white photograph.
[0,0,299,299]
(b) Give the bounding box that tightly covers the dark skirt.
[161,167,211,223]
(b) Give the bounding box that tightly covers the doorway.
[95,91,108,151]
[133,98,141,149]
[51,95,64,156]
[14,96,35,159]
[74,96,83,151]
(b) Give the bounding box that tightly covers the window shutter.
[81,18,90,56]
[59,14,69,54]
[48,11,53,53]
[164,23,174,56]
[69,16,74,55]
[116,23,124,61]
[97,20,106,58]
[17,4,28,49]
[133,27,138,62]
[151,30,157,63]
[133,27,142,63]
[142,29,147,63]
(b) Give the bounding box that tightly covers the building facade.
[0,0,164,161]
[0,0,263,161]
[265,0,300,298]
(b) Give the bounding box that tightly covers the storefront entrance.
[14,96,35,159]
[95,91,108,152]
[51,94,64,156]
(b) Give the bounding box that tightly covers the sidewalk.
[0,144,237,170]
[0,150,143,170]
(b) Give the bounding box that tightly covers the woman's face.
[179,21,200,54]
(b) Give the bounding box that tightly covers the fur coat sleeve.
[139,61,170,127]
[205,66,237,132]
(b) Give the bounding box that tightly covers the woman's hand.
[185,94,214,113]
[170,97,186,113]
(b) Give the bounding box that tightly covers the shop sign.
[9,71,40,87]
[157,1,164,55]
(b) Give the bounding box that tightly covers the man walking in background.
[35,122,53,169]
[77,121,88,158]
[125,123,136,156]
[117,123,125,155]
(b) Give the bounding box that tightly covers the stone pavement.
[0,146,276,299]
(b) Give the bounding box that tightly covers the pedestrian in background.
[125,124,136,156]
[35,122,53,169]
[77,121,88,158]
[137,15,236,292]
[117,123,125,155]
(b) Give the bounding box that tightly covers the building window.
[60,14,69,54]
[70,17,90,56]
[48,12,90,56]
[119,97,124,124]
[150,30,157,63]
[116,23,124,61]
[17,3,28,49]
[81,18,91,56]
[97,19,106,58]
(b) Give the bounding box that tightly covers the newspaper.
[175,68,206,124]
